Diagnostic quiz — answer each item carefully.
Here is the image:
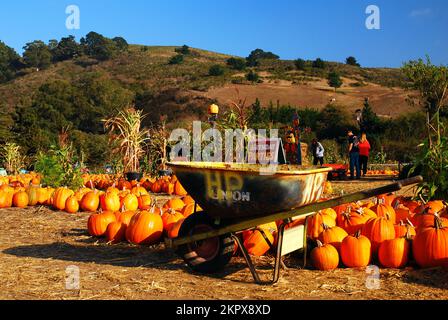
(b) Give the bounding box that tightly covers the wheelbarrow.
[165,161,423,284]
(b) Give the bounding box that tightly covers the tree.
[175,45,191,55]
[81,32,117,61]
[346,56,360,67]
[402,56,448,200]
[226,57,246,70]
[360,98,381,134]
[112,37,129,51]
[0,41,20,82]
[246,70,259,83]
[312,58,326,69]
[209,64,225,76]
[51,36,82,62]
[246,49,279,67]
[328,71,343,90]
[294,58,307,71]
[23,40,52,69]
[168,54,184,65]
[317,104,354,140]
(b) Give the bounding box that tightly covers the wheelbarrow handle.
[396,175,423,188]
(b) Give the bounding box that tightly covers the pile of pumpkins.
[87,193,200,245]
[308,195,448,271]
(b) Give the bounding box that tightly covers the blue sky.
[0,0,447,67]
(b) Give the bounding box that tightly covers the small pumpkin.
[162,208,185,233]
[174,181,188,196]
[12,191,29,208]
[138,194,152,210]
[65,196,79,214]
[80,190,100,212]
[318,224,348,251]
[163,198,185,212]
[394,219,416,239]
[121,193,139,211]
[106,222,127,244]
[307,211,336,239]
[100,192,121,212]
[311,240,339,271]
[167,218,185,239]
[53,187,75,211]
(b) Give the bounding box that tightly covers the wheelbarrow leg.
[272,222,286,284]
[231,234,262,284]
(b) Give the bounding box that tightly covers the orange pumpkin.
[100,192,121,212]
[336,208,369,235]
[53,187,75,211]
[121,193,139,211]
[174,181,188,196]
[372,200,396,224]
[307,212,336,239]
[163,198,185,211]
[26,184,41,206]
[340,231,371,268]
[162,209,185,232]
[362,215,396,254]
[117,210,136,226]
[131,185,149,197]
[318,224,348,251]
[150,180,162,193]
[167,218,185,239]
[87,211,117,237]
[0,187,15,208]
[106,222,127,244]
[12,191,29,208]
[394,219,416,239]
[80,191,100,212]
[311,241,339,271]
[125,209,164,245]
[412,216,448,268]
[243,228,274,256]
[138,194,152,210]
[65,196,79,214]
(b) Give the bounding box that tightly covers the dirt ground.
[0,179,447,300]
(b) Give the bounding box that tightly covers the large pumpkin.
[162,209,185,233]
[311,240,339,271]
[336,209,369,235]
[362,215,396,254]
[378,237,410,268]
[125,209,164,245]
[53,187,75,211]
[372,200,396,224]
[87,211,117,237]
[340,231,371,268]
[413,216,448,268]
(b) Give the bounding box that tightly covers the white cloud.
[409,8,432,18]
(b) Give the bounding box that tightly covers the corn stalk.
[1,143,25,174]
[103,108,150,173]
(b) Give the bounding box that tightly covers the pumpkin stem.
[354,230,362,238]
[316,240,324,247]
[434,215,443,230]
[321,223,330,230]
[406,218,414,228]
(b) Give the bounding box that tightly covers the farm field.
[1,180,446,301]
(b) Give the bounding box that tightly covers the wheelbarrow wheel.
[176,213,234,274]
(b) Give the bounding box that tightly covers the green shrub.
[208,64,225,76]
[168,54,184,65]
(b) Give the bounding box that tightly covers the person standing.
[358,133,371,177]
[347,130,360,180]
[311,139,325,166]
[284,131,299,164]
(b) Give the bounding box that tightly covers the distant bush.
[169,54,184,65]
[294,58,307,71]
[209,64,225,76]
[328,71,343,89]
[346,56,360,67]
[175,45,191,55]
[246,49,279,67]
[226,57,246,70]
[246,70,260,83]
[312,58,326,69]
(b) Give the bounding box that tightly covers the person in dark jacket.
[347,130,360,180]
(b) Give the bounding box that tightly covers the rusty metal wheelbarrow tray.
[168,161,332,222]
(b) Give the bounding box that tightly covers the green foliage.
[312,58,326,69]
[23,40,52,69]
[175,45,191,55]
[346,56,360,67]
[112,37,129,51]
[360,98,382,134]
[34,145,84,189]
[328,71,343,89]
[321,139,344,164]
[226,57,246,70]
[317,104,354,140]
[246,70,260,83]
[246,49,279,67]
[169,54,184,65]
[209,64,225,76]
[1,142,26,174]
[81,31,122,61]
[294,58,307,71]
[0,41,20,83]
[51,35,82,62]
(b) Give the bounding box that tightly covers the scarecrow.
[284,113,302,165]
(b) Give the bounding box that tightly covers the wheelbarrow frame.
[165,173,423,285]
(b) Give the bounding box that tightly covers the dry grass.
[0,180,447,300]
